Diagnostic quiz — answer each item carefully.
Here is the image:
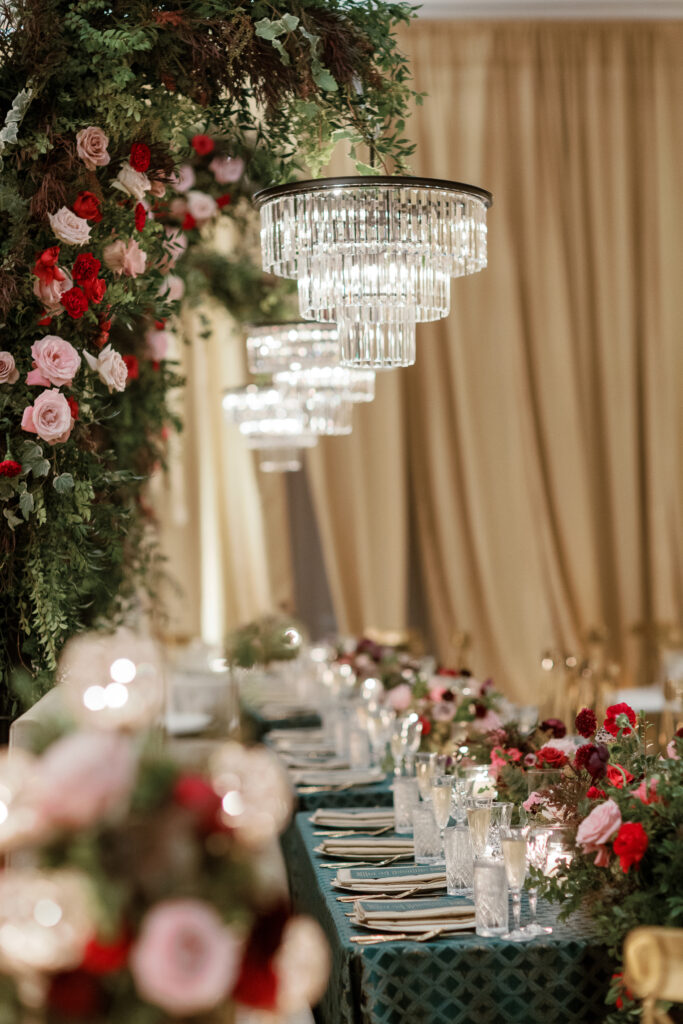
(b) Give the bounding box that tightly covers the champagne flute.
[415,752,436,800]
[390,721,407,776]
[466,797,492,859]
[501,828,529,941]
[430,776,454,861]
[524,829,553,935]
[403,714,423,774]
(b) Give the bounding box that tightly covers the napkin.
[291,767,385,787]
[311,807,395,829]
[317,835,413,858]
[268,728,326,745]
[279,753,349,770]
[334,864,446,893]
[352,896,475,932]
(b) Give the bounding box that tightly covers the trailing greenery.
[0,0,419,714]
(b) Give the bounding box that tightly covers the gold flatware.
[350,927,450,945]
[336,887,421,903]
[314,826,393,838]
[320,855,405,869]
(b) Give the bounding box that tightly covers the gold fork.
[314,826,393,838]
[350,927,449,945]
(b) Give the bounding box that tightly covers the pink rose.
[21,389,73,445]
[32,732,136,829]
[145,329,172,361]
[48,207,91,246]
[169,198,188,221]
[272,916,330,1014]
[666,740,679,760]
[432,701,457,723]
[522,791,545,813]
[386,683,413,712]
[489,747,508,780]
[523,752,537,767]
[84,345,128,392]
[103,237,147,278]
[209,155,244,184]
[576,797,622,865]
[27,335,81,388]
[471,710,502,734]
[76,126,111,170]
[631,777,659,805]
[158,274,185,303]
[186,190,217,223]
[130,900,241,1015]
[170,164,195,193]
[33,269,73,314]
[0,352,19,384]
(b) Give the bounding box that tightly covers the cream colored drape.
[306,21,683,701]
[152,222,294,646]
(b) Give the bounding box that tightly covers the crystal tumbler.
[393,777,420,835]
[412,805,442,865]
[445,825,474,894]
[473,858,509,937]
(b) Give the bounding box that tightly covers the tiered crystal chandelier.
[254,176,492,369]
[222,384,318,473]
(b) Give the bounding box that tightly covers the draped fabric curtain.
[305,20,683,701]
[152,222,294,646]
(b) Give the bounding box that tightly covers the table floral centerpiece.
[529,703,683,1023]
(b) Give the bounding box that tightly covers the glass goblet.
[430,775,454,858]
[524,828,553,935]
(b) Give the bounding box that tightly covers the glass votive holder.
[473,858,509,937]
[444,825,474,894]
[393,777,420,834]
[488,802,514,856]
[349,728,371,769]
[412,805,442,865]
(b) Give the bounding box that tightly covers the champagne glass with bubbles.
[415,752,436,800]
[502,828,529,940]
[466,795,493,859]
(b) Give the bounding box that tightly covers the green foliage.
[226,614,306,668]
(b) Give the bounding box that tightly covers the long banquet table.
[281,812,612,1024]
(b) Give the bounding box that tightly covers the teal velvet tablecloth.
[295,775,394,813]
[281,812,612,1024]
[240,704,321,742]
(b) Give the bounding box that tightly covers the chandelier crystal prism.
[254,176,493,369]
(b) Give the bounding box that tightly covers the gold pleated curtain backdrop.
[305,20,683,701]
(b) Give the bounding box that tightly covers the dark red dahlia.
[575,707,597,738]
[540,718,567,739]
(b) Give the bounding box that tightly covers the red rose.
[191,133,214,155]
[605,763,635,789]
[83,278,106,304]
[134,202,146,231]
[613,821,648,873]
[37,315,52,327]
[122,354,139,381]
[181,212,197,230]
[47,971,104,1018]
[81,932,130,974]
[154,319,165,329]
[540,718,567,739]
[173,774,223,833]
[33,246,65,283]
[129,142,151,172]
[72,190,102,223]
[99,318,112,333]
[604,702,637,737]
[536,746,568,769]
[216,193,232,208]
[66,397,79,420]
[72,252,101,284]
[586,786,606,800]
[0,459,21,478]
[575,708,597,738]
[418,714,432,737]
[232,907,288,1010]
[60,286,89,319]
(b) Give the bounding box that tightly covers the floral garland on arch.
[0,0,419,714]
[528,704,683,1023]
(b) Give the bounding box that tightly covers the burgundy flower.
[540,718,567,739]
[0,459,21,477]
[122,354,139,381]
[130,142,151,172]
[81,932,130,974]
[66,397,79,420]
[575,708,597,739]
[60,286,89,319]
[134,202,147,231]
[182,212,196,230]
[580,743,610,780]
[72,190,102,223]
[173,774,223,833]
[441,689,456,703]
[48,971,104,1018]
[216,193,232,208]
[232,904,289,1010]
[72,252,101,284]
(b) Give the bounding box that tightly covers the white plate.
[165,711,212,737]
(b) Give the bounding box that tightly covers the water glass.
[444,826,474,894]
[412,805,442,864]
[501,828,528,941]
[474,858,509,937]
[488,802,514,856]
[393,777,420,834]
[349,728,371,769]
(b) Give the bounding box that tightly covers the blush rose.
[76,127,111,170]
[21,389,74,444]
[576,798,622,866]
[27,336,81,388]
[84,345,128,392]
[103,238,147,278]
[49,208,91,246]
[0,352,19,384]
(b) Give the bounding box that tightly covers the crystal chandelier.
[245,322,375,403]
[254,176,492,369]
[222,384,317,473]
